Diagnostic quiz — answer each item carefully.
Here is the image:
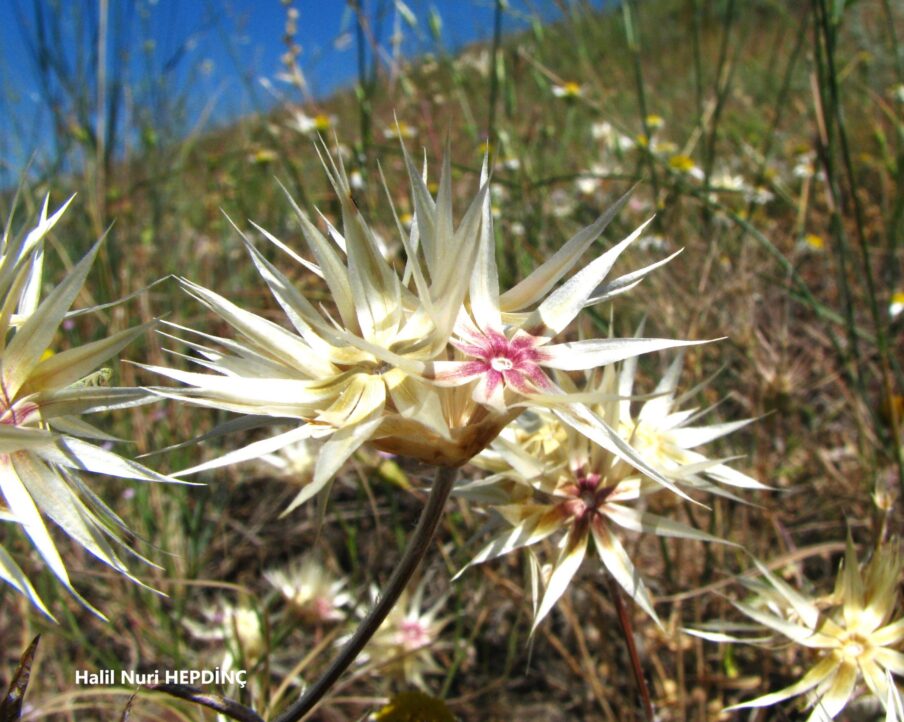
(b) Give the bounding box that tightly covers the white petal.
[174,425,318,477]
[533,529,588,630]
[541,337,709,371]
[0,542,54,619]
[526,217,654,335]
[725,654,841,710]
[591,522,660,624]
[3,239,102,397]
[500,189,633,312]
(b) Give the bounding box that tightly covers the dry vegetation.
[1,0,903,720]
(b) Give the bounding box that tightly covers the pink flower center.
[563,473,614,522]
[455,329,550,394]
[399,619,431,650]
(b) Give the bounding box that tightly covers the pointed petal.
[604,504,735,546]
[459,507,565,575]
[873,618,904,647]
[584,250,682,306]
[669,418,756,449]
[174,425,318,477]
[841,535,865,629]
[525,217,654,335]
[283,415,383,515]
[591,522,660,624]
[874,648,904,676]
[0,542,54,619]
[533,528,589,629]
[11,452,132,577]
[2,240,102,397]
[541,337,710,371]
[21,323,152,395]
[470,157,501,331]
[279,183,360,334]
[813,660,857,718]
[0,453,102,617]
[749,556,822,629]
[500,189,634,312]
[725,654,841,710]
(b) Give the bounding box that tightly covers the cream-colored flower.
[459,366,732,629]
[266,556,350,623]
[186,600,265,672]
[148,144,513,513]
[355,580,450,689]
[706,539,904,719]
[152,141,698,514]
[0,196,172,618]
[615,344,767,494]
[429,193,700,415]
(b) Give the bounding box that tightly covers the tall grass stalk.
[621,0,660,209]
[813,0,904,493]
[486,0,505,150]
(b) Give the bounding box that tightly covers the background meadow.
[0,0,902,719]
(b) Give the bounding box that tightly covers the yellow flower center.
[563,82,581,96]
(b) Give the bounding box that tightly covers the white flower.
[889,291,904,319]
[0,196,174,618]
[355,580,450,689]
[551,81,583,99]
[266,556,350,623]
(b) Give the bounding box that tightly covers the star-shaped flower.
[0,196,172,617]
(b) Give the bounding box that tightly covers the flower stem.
[272,465,458,722]
[609,577,654,722]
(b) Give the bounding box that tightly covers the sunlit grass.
[1,0,902,720]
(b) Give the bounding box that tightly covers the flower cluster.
[456,348,759,627]
[149,140,698,517]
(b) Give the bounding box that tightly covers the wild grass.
[1,0,902,720]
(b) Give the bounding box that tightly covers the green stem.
[486,0,504,150]
[272,465,458,722]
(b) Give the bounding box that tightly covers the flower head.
[615,343,767,495]
[186,599,265,672]
[356,579,450,689]
[0,196,173,618]
[552,81,584,99]
[459,365,732,629]
[149,143,500,511]
[704,538,904,719]
[152,141,696,516]
[266,556,350,623]
[430,192,702,415]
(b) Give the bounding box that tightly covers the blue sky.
[0,0,602,183]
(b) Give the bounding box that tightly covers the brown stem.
[272,465,458,722]
[609,577,654,722]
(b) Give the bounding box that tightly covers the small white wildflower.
[346,170,365,192]
[266,557,350,623]
[576,175,601,195]
[551,81,583,99]
[890,291,904,319]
